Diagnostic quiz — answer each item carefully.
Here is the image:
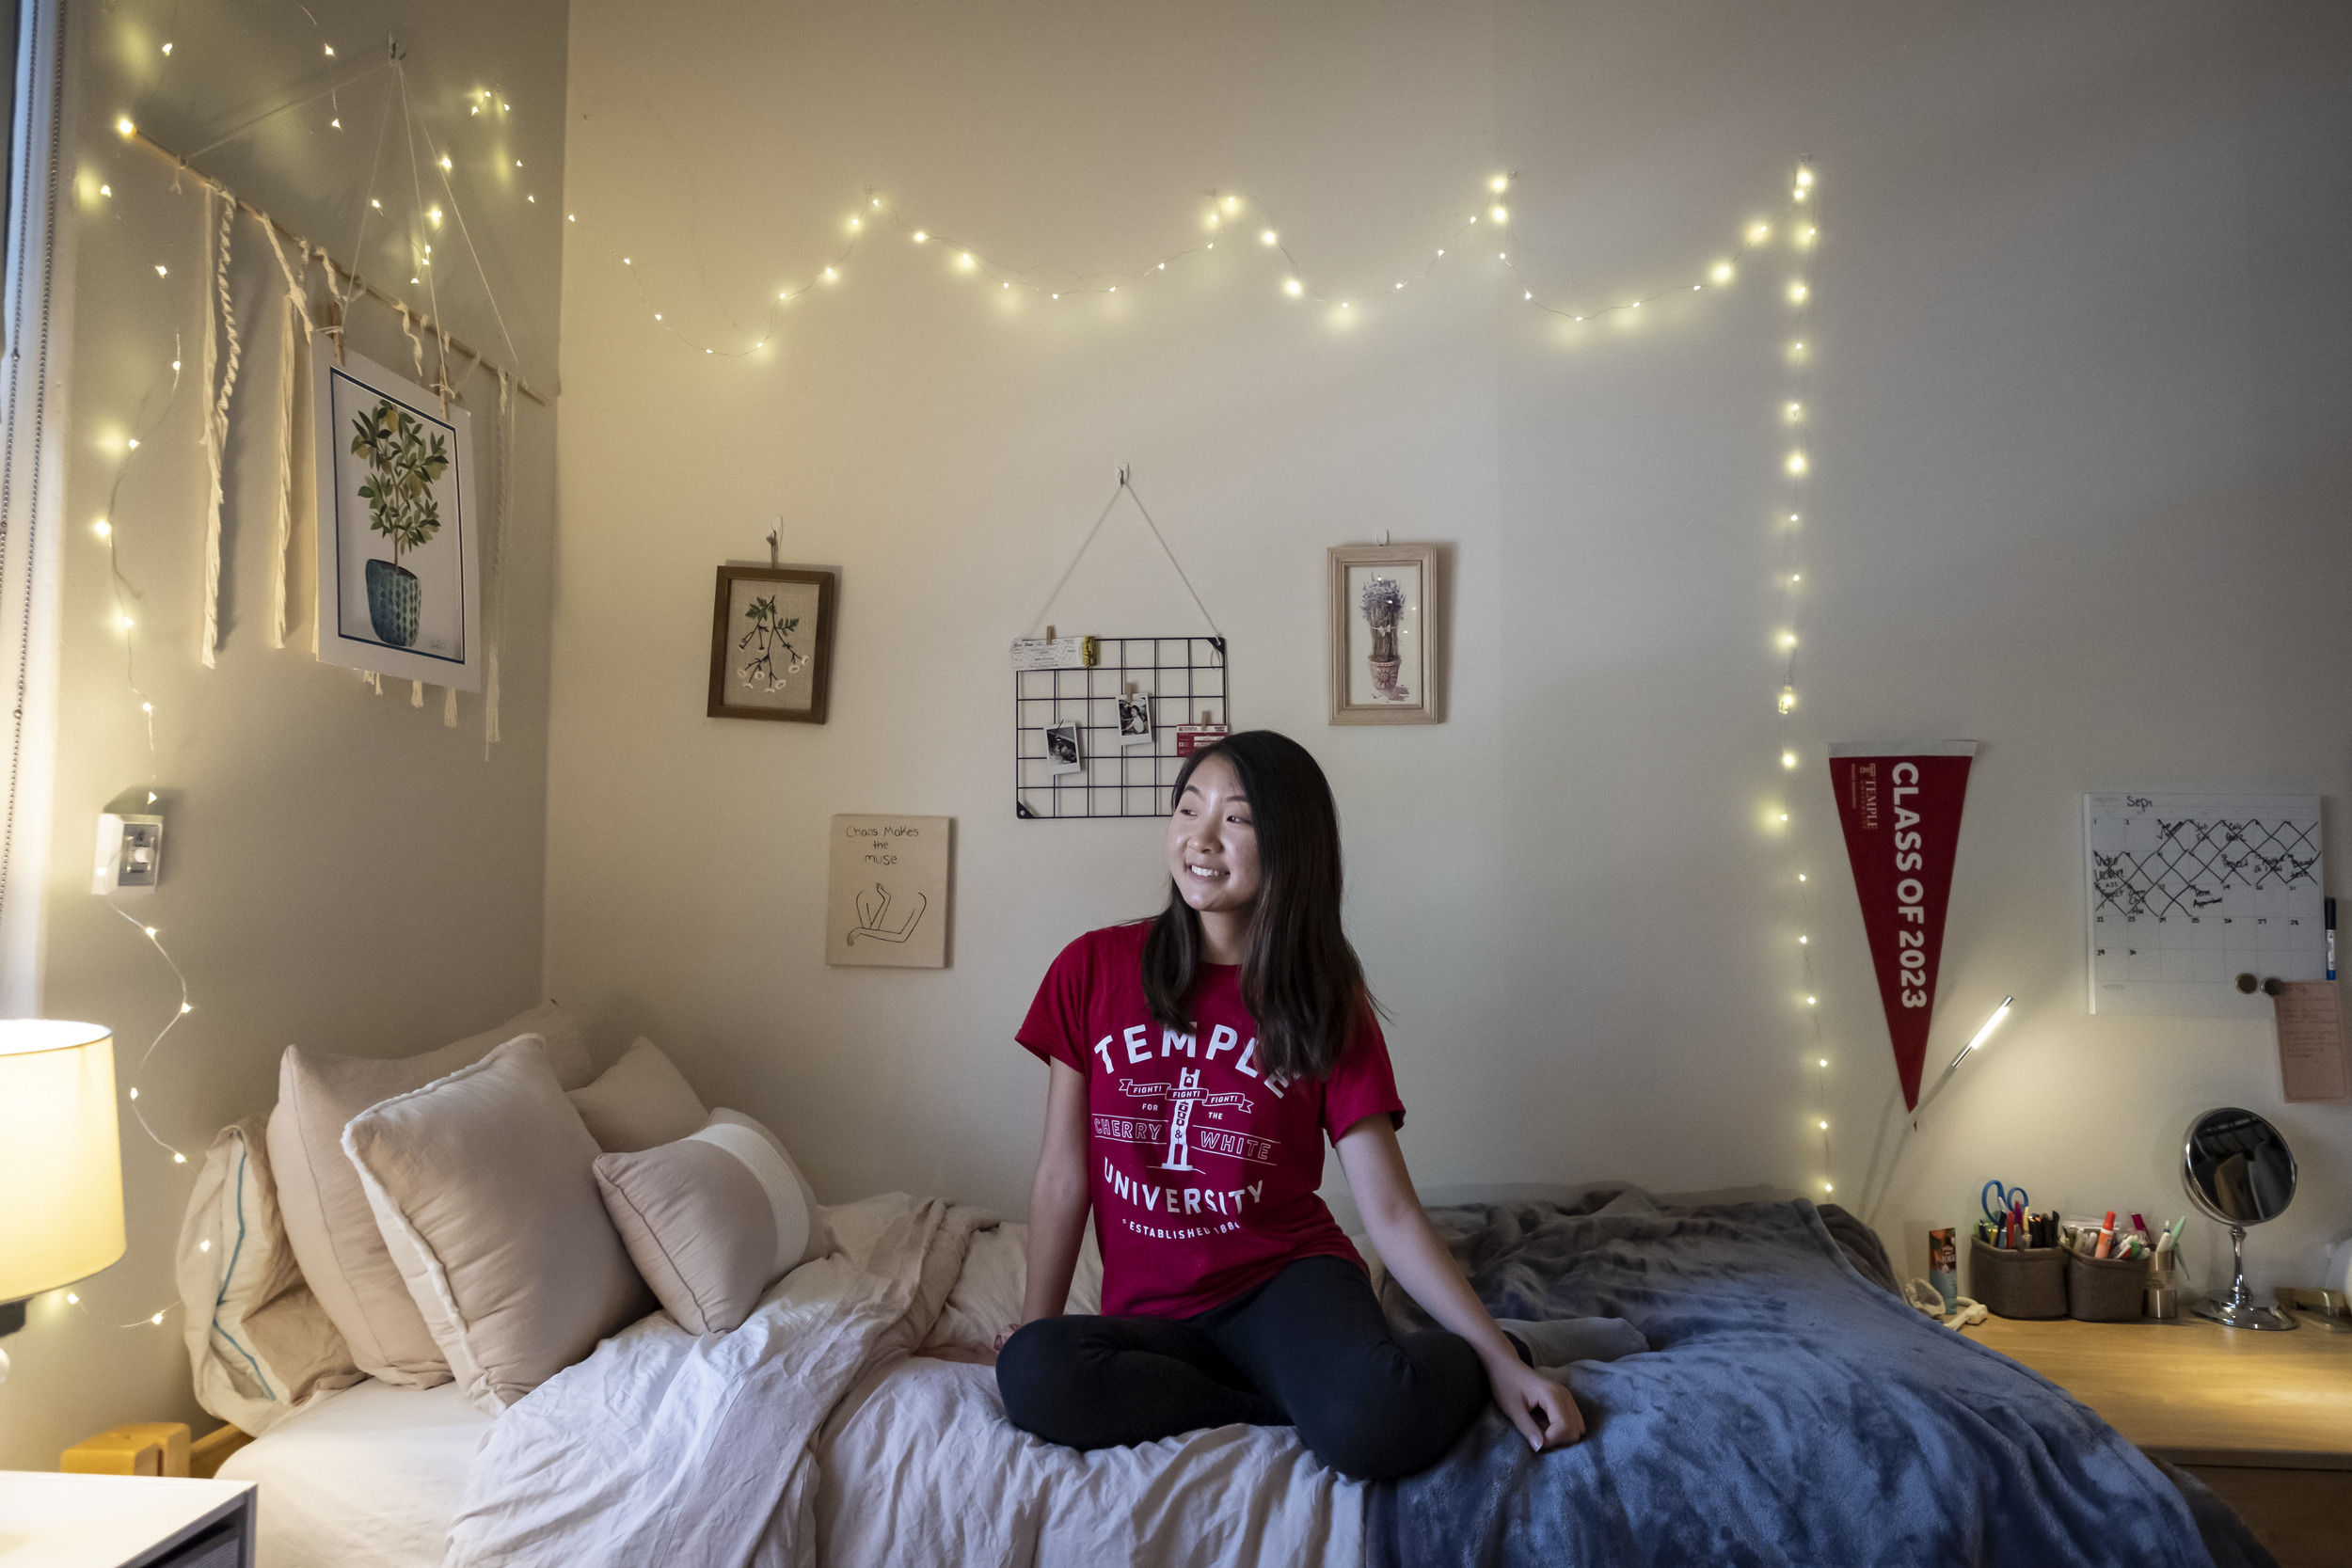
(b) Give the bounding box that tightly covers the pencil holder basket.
[1969,1238,2068,1319]
[2067,1250,2150,1322]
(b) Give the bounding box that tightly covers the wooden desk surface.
[1967,1315,2352,1468]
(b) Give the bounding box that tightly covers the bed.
[212,1187,2271,1568]
[219,1202,1363,1568]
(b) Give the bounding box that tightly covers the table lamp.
[0,1021,126,1378]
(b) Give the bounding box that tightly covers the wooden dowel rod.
[122,129,552,407]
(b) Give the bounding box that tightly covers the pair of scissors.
[1981,1180,2028,1227]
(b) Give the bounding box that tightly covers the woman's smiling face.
[1166,753,1263,923]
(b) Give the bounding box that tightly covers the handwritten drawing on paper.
[2084,793,2324,1017]
[828,816,951,969]
[2275,982,2348,1102]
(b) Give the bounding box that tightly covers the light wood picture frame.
[1328,544,1440,724]
[707,565,837,723]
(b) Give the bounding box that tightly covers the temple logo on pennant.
[1828,742,1979,1110]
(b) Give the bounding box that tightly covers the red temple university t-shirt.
[1017,922,1406,1320]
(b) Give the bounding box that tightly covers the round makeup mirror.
[2183,1107,2298,1330]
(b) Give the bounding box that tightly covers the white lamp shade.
[0,1021,126,1301]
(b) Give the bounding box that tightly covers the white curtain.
[0,0,75,1015]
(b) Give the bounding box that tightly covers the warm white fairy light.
[1756,163,1834,1202]
[589,166,1810,358]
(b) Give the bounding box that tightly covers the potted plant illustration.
[737,594,811,691]
[1359,575,1409,700]
[351,399,449,647]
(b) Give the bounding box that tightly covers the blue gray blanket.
[1369,1187,2268,1568]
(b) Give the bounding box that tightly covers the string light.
[1754,162,1835,1202]
[73,43,559,1334]
[587,169,1808,359]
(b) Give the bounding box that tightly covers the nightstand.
[0,1471,254,1567]
[1968,1315,2352,1568]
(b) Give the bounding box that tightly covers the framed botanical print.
[1328,543,1440,724]
[707,565,836,723]
[312,351,482,688]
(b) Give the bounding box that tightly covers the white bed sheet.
[216,1219,1363,1568]
[217,1377,491,1568]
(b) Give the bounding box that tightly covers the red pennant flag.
[1828,743,1979,1109]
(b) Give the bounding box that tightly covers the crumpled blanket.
[444,1195,990,1568]
[1368,1185,2268,1568]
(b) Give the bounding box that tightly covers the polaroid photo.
[1046,721,1084,775]
[1117,690,1152,747]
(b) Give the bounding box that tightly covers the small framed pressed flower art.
[708,565,837,723]
[1328,543,1440,724]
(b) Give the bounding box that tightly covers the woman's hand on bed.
[1487,1357,1585,1452]
[991,1321,1023,1354]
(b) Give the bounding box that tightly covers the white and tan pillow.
[594,1110,831,1335]
[567,1037,707,1153]
[342,1037,654,1414]
[175,1114,363,1434]
[267,1001,595,1386]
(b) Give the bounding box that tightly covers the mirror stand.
[2192,1225,2298,1332]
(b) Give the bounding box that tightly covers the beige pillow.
[567,1037,707,1153]
[594,1110,832,1335]
[342,1037,654,1414]
[267,1001,594,1386]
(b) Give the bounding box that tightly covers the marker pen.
[2328,897,2337,981]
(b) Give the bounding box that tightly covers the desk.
[0,1471,254,1567]
[1968,1315,2352,1567]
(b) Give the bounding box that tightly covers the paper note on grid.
[2084,793,2325,1016]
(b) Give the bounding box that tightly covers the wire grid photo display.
[1015,637,1227,818]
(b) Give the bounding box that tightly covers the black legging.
[995,1255,1489,1481]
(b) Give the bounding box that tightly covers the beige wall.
[548,0,2351,1302]
[0,2,568,1469]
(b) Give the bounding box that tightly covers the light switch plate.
[93,813,164,894]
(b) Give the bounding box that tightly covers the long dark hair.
[1141,730,1372,1082]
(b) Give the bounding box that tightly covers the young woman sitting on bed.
[988,729,1582,1481]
